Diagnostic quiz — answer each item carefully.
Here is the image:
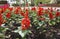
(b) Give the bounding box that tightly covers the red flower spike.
[0,14,4,26]
[21,18,30,30]
[6,12,11,18]
[49,12,54,20]
[31,7,36,11]
[56,12,60,17]
[15,9,19,14]
[38,7,44,11]
[0,14,3,20]
[24,11,29,18]
[37,7,44,16]
[3,7,7,12]
[20,11,25,16]
[9,7,13,11]
[37,10,43,16]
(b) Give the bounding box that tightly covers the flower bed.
[0,6,60,39]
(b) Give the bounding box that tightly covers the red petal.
[49,12,54,20]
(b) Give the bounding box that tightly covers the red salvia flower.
[49,12,54,20]
[24,10,29,18]
[20,11,25,16]
[21,10,30,30]
[20,9,29,17]
[38,7,44,11]
[8,7,13,11]
[0,14,4,26]
[56,12,60,17]
[21,18,30,30]
[0,14,3,21]
[3,7,7,12]
[37,10,43,16]
[14,7,21,14]
[15,9,19,14]
[6,12,11,18]
[37,7,44,16]
[31,7,36,11]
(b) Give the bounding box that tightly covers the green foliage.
[34,0,50,5]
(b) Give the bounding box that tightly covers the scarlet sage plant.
[0,7,60,31]
[21,10,30,30]
[0,7,60,39]
[6,12,11,18]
